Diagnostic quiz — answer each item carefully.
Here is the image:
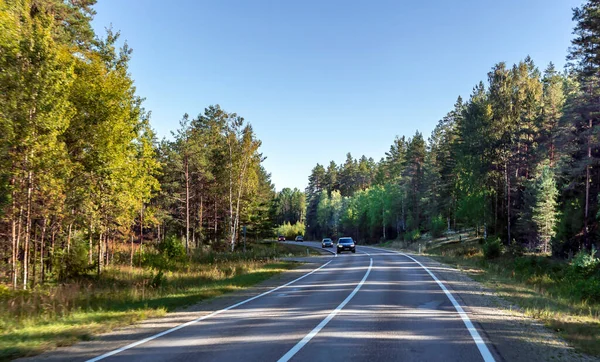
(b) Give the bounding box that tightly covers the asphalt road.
[55,242,500,362]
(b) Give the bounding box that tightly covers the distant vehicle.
[295,235,304,242]
[321,238,333,248]
[337,237,356,254]
[278,235,285,241]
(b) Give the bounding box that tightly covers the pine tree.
[532,165,558,253]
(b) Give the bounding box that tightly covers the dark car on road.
[321,238,333,248]
[295,235,304,242]
[277,235,285,241]
[337,237,356,254]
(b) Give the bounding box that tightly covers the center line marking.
[277,257,373,362]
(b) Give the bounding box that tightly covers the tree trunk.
[199,194,203,246]
[49,227,55,275]
[214,199,218,244]
[67,222,72,254]
[33,222,38,287]
[40,218,47,284]
[104,231,109,266]
[584,118,592,249]
[139,203,144,255]
[130,234,134,268]
[506,162,511,245]
[88,218,93,264]
[97,231,103,276]
[23,170,33,290]
[11,183,17,289]
[185,157,190,254]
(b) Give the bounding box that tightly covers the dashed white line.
[277,257,373,362]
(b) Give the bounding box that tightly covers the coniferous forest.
[304,5,600,260]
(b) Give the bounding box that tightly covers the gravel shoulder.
[392,250,599,362]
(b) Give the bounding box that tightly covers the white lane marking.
[361,245,495,362]
[277,257,373,362]
[86,255,337,362]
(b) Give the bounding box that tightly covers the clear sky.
[91,0,581,191]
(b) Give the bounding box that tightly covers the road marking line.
[361,246,495,362]
[86,255,337,362]
[277,257,373,362]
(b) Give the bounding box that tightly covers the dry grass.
[0,242,309,361]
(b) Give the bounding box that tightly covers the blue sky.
[91,0,581,191]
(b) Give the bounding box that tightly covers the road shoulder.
[378,248,599,362]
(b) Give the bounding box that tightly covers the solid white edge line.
[361,245,495,362]
[86,253,337,362]
[277,257,373,362]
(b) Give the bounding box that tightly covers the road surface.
[37,241,500,362]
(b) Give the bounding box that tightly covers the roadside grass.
[385,236,600,356]
[0,242,309,361]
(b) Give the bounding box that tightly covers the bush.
[569,247,600,278]
[430,216,446,238]
[56,233,92,280]
[507,239,526,257]
[404,229,421,242]
[573,277,600,302]
[150,269,166,289]
[483,237,502,259]
[158,236,187,262]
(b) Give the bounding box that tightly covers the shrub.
[569,247,599,278]
[404,229,421,242]
[430,215,446,238]
[56,233,93,280]
[150,269,166,289]
[507,239,525,257]
[483,237,502,259]
[453,245,480,258]
[158,236,187,262]
[575,277,600,302]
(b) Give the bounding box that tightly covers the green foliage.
[531,165,558,251]
[56,233,93,280]
[275,222,305,240]
[273,188,305,225]
[506,239,526,257]
[404,229,421,242]
[158,236,187,262]
[483,237,502,259]
[430,215,446,237]
[569,247,600,279]
[150,270,166,289]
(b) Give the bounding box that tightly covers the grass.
[0,241,311,361]
[382,234,600,356]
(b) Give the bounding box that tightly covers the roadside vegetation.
[0,241,311,360]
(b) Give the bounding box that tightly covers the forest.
[3,0,600,294]
[0,0,278,291]
[304,3,600,259]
